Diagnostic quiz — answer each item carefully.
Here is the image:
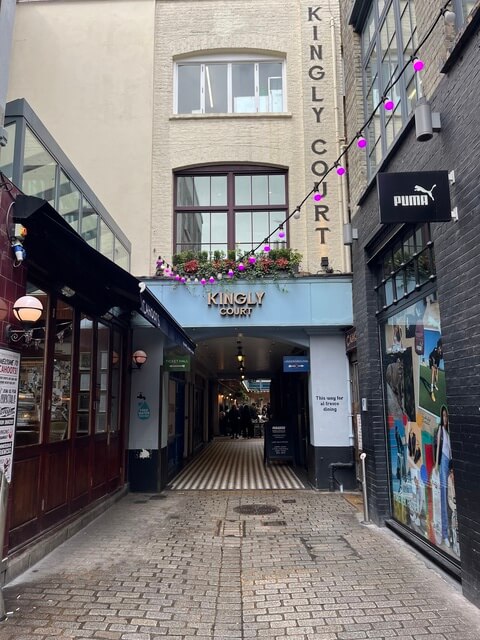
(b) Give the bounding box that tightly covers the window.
[361,0,419,177]
[174,166,288,256]
[455,0,475,24]
[22,127,57,203]
[175,55,285,114]
[375,223,434,312]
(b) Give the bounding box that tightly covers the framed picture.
[79,352,91,370]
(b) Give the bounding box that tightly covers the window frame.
[361,0,419,179]
[173,165,289,256]
[174,53,287,115]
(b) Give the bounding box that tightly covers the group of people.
[219,401,271,439]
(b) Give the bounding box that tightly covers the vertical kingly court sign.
[307,4,331,247]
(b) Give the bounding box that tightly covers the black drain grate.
[149,494,167,500]
[282,499,296,504]
[262,520,287,527]
[234,504,279,515]
[133,500,148,504]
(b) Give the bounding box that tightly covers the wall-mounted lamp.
[6,295,44,346]
[131,349,148,370]
[415,97,441,142]
[343,223,359,245]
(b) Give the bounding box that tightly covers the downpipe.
[0,468,9,621]
[328,460,355,493]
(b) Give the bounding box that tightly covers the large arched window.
[174,165,288,256]
[174,53,286,114]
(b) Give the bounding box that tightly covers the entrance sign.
[164,356,190,372]
[207,291,265,317]
[0,348,20,482]
[283,355,309,372]
[264,423,294,464]
[378,171,451,223]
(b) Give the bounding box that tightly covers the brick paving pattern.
[1,490,480,639]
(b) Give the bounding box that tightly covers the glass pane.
[252,212,269,242]
[77,315,93,437]
[176,212,205,251]
[395,271,405,299]
[81,197,98,248]
[95,324,110,433]
[270,210,288,247]
[114,241,129,270]
[0,121,16,180]
[58,171,80,232]
[268,175,286,205]
[205,64,228,113]
[110,330,122,434]
[362,5,376,56]
[193,176,210,206]
[463,1,475,19]
[259,62,283,113]
[232,63,256,113]
[22,127,57,203]
[211,176,227,206]
[235,211,251,244]
[177,176,194,206]
[235,175,251,205]
[15,284,48,447]
[210,212,227,243]
[99,219,114,260]
[177,64,201,114]
[252,175,268,205]
[49,300,73,442]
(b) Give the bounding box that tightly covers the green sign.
[164,356,190,372]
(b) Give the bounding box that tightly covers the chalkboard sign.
[264,423,294,465]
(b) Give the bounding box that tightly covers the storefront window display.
[383,293,460,560]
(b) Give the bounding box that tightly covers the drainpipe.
[328,460,355,492]
[0,469,9,620]
[330,14,352,273]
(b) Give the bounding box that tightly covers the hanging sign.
[164,356,190,372]
[283,355,310,372]
[0,348,21,482]
[378,171,451,223]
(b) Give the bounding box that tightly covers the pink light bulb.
[181,276,186,283]
[263,244,271,252]
[336,165,346,176]
[313,193,323,202]
[278,230,286,239]
[238,263,245,272]
[413,58,424,72]
[384,98,395,111]
[200,278,206,285]
[357,136,367,148]
[209,276,215,283]
[249,256,256,264]
[175,274,181,280]
[227,269,234,278]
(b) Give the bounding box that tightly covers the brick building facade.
[340,0,480,605]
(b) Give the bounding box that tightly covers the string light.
[278,226,285,239]
[249,255,257,264]
[209,276,215,284]
[158,1,450,285]
[263,242,271,252]
[201,278,206,285]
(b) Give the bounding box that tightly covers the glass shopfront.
[383,294,460,561]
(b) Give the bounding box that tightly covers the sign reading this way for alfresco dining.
[0,348,21,482]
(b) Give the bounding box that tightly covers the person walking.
[240,402,253,438]
[228,404,241,439]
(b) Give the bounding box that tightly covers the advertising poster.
[383,294,460,560]
[0,348,21,482]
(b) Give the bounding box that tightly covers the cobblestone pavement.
[1,490,480,640]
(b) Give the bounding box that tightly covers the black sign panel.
[264,423,294,464]
[378,171,451,224]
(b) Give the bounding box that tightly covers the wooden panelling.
[10,456,40,529]
[72,439,90,499]
[44,447,69,513]
[92,438,107,491]
[107,436,120,488]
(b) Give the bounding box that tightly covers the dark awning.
[13,194,195,352]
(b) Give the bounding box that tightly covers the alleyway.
[1,490,480,640]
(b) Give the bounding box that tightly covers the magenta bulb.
[384,98,395,111]
[278,230,286,239]
[175,274,181,280]
[181,276,186,283]
[238,263,245,272]
[249,256,256,264]
[413,58,424,72]
[263,245,271,252]
[227,269,234,277]
[357,136,367,148]
[209,276,215,283]
[200,278,206,285]
[313,193,323,202]
[336,165,346,176]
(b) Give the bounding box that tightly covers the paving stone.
[0,491,479,640]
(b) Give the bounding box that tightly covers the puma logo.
[414,184,436,201]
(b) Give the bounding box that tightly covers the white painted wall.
[7,0,155,276]
[128,328,164,450]
[308,334,352,447]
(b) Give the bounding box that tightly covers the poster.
[383,294,460,560]
[0,348,21,482]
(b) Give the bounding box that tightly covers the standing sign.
[264,423,294,464]
[378,171,451,224]
[0,348,20,482]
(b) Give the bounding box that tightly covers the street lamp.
[131,349,148,369]
[6,295,44,346]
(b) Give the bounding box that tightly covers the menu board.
[0,348,21,482]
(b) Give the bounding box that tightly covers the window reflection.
[49,300,73,442]
[0,122,16,180]
[110,331,122,434]
[95,324,110,433]
[58,170,80,232]
[22,127,57,204]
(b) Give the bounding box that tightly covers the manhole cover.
[149,495,167,500]
[233,504,279,515]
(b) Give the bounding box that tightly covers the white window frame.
[173,53,287,114]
